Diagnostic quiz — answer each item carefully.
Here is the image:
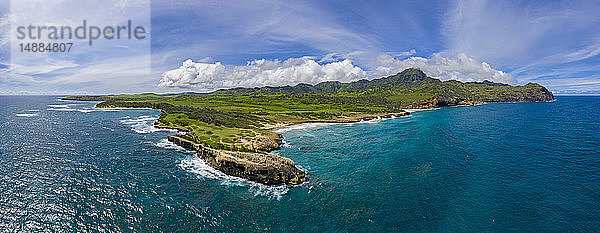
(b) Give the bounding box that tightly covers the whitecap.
[403,108,438,113]
[16,113,38,117]
[179,156,290,200]
[119,115,177,134]
[47,108,78,111]
[280,139,292,148]
[276,115,409,132]
[48,104,76,108]
[274,122,339,133]
[56,97,73,102]
[355,116,388,124]
[78,108,95,113]
[47,103,98,113]
[151,139,191,152]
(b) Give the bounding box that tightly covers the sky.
[1,0,599,94]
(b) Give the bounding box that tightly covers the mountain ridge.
[211,67,553,107]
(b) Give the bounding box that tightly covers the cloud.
[160,53,516,91]
[0,0,151,94]
[373,53,516,84]
[8,58,78,75]
[159,57,367,90]
[389,49,416,58]
[442,0,600,90]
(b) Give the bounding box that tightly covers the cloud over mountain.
[373,53,516,84]
[159,53,516,90]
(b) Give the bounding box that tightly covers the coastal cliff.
[167,135,306,185]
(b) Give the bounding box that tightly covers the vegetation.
[65,68,553,152]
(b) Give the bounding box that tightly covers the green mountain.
[212,68,553,108]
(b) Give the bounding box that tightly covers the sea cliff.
[167,135,306,185]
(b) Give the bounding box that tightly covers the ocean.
[0,95,598,232]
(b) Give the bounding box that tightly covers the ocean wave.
[47,107,96,113]
[178,156,290,200]
[47,108,78,112]
[48,103,99,113]
[151,139,192,152]
[280,139,292,148]
[276,115,409,132]
[48,104,77,108]
[355,117,383,124]
[403,108,439,113]
[16,113,38,117]
[119,116,177,134]
[56,97,73,101]
[274,122,340,133]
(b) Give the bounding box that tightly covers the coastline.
[91,103,413,185]
[91,104,308,185]
[77,96,552,186]
[264,112,410,132]
[271,112,412,133]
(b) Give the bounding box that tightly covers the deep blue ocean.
[0,95,598,232]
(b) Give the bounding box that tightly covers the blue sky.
[1,0,600,94]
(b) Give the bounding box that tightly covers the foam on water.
[48,104,100,113]
[403,108,439,113]
[48,104,77,108]
[151,138,191,152]
[275,122,339,133]
[179,156,290,200]
[15,113,38,117]
[354,116,390,124]
[3,96,600,231]
[275,115,407,133]
[47,103,121,113]
[280,139,292,148]
[119,116,177,134]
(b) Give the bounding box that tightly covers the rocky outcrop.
[168,135,306,185]
[253,131,283,152]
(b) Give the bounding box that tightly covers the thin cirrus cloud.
[159,53,515,91]
[442,0,600,91]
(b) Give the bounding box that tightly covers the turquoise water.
[0,96,598,232]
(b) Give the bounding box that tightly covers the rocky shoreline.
[167,135,306,185]
[91,105,409,185]
[163,111,411,185]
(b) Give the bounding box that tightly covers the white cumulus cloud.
[159,57,366,90]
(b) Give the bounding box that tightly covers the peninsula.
[65,68,554,185]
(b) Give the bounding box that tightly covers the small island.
[65,68,554,185]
